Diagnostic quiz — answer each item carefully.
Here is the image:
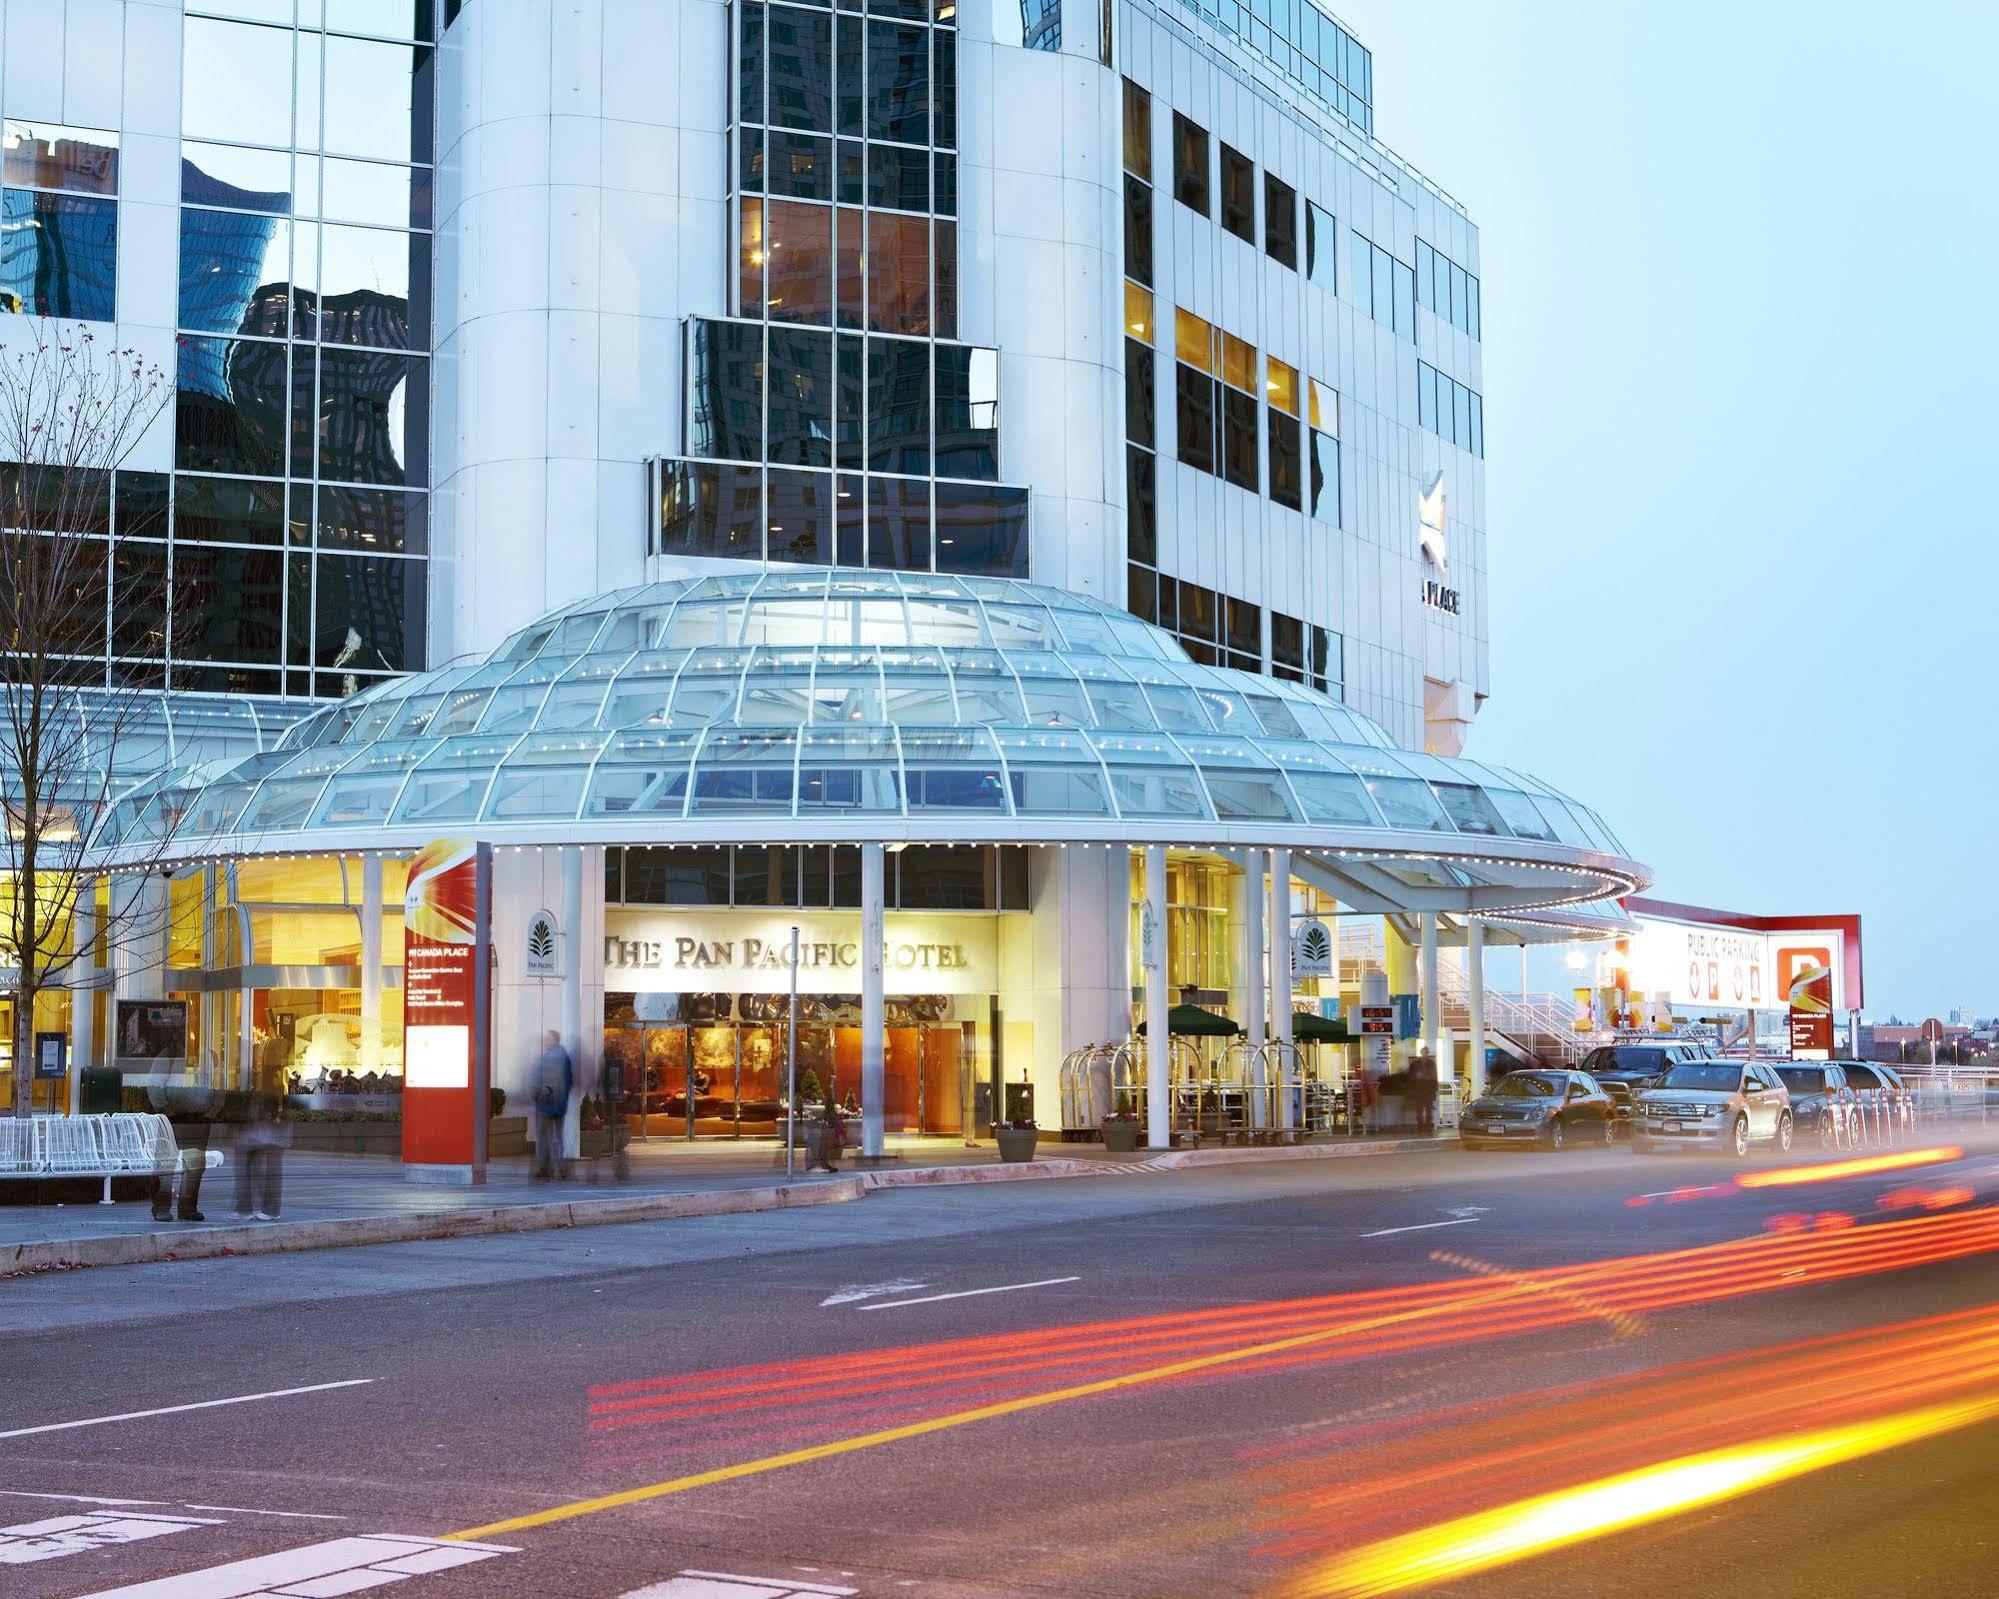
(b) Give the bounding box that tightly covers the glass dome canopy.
[100,572,1648,910]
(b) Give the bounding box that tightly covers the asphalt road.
[6,1133,1999,1599]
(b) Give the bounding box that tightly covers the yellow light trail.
[1273,1389,1999,1599]
[1735,1145,1964,1189]
[447,1281,1535,1541]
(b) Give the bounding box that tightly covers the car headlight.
[1702,1104,1723,1118]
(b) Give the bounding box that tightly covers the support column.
[1267,848,1293,1129]
[359,855,384,1082]
[68,887,96,1115]
[1241,852,1265,1046]
[1143,844,1168,1149]
[560,845,584,1159]
[861,843,885,1158]
[1419,910,1440,1059]
[1466,918,1487,1102]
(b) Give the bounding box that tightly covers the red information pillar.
[401,839,492,1183]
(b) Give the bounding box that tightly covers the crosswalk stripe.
[0,1513,219,1568]
[67,1533,515,1598]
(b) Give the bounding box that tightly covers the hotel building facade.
[2,0,1646,1154]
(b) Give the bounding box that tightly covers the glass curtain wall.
[171,3,435,698]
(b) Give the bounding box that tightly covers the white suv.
[1632,1061,1793,1157]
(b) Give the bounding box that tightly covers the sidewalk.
[0,1132,1443,1277]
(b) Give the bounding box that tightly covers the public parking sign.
[1359,1005,1395,1036]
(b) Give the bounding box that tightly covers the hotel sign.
[1418,470,1461,615]
[603,910,997,995]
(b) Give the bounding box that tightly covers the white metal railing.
[1436,953,1586,1064]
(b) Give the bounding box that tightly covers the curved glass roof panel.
[131,575,1641,903]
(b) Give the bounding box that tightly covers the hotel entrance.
[603,991,984,1140]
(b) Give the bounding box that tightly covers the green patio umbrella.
[1136,1005,1244,1038]
[1289,1011,1356,1045]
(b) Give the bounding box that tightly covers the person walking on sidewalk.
[149,1067,221,1223]
[1409,1049,1440,1136]
[531,1030,574,1182]
[231,1088,290,1220]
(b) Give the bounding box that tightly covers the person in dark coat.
[531,1031,574,1181]
[1408,1049,1440,1135]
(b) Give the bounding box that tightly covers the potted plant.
[995,1117,1039,1163]
[577,1094,613,1158]
[805,1090,846,1173]
[1101,1106,1142,1153]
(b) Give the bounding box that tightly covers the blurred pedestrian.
[595,1051,630,1183]
[231,1088,290,1221]
[1409,1049,1439,1136]
[149,1065,221,1223]
[531,1030,574,1182]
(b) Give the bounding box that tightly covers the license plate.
[1664,1120,1684,1133]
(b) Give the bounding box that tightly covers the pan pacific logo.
[1418,470,1460,614]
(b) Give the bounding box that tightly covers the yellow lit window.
[1309,378,1339,435]
[1125,281,1154,340]
[1266,356,1298,417]
[1175,307,1216,373]
[1221,332,1256,393]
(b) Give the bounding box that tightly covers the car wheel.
[1545,1119,1565,1153]
[1730,1115,1750,1158]
[1775,1111,1793,1153]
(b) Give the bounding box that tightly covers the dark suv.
[1575,1042,1719,1130]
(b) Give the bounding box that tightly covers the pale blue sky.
[1336,0,1999,1019]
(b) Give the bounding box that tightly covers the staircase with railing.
[1437,951,1586,1066]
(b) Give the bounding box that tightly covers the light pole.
[785,923,800,1180]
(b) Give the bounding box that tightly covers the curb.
[1,1136,1447,1277]
[2,1176,869,1277]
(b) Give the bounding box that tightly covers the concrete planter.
[487,1116,528,1157]
[287,1121,402,1157]
[995,1126,1039,1163]
[1101,1118,1141,1153]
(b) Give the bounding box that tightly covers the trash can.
[80,1064,122,1116]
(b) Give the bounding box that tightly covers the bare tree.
[0,322,176,1117]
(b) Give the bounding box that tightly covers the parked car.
[1632,1061,1793,1156]
[1575,1042,1719,1131]
[1461,1070,1616,1152]
[1774,1062,1855,1140]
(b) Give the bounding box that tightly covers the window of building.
[1348,230,1414,340]
[1175,361,1216,475]
[1270,612,1304,681]
[1304,201,1335,292]
[1126,444,1155,564]
[1219,143,1254,243]
[1266,356,1300,510]
[1221,387,1257,493]
[1308,377,1339,526]
[1122,78,1150,180]
[1171,113,1208,215]
[1125,337,1155,450]
[1124,174,1153,286]
[0,121,120,322]
[1417,238,1480,339]
[1418,360,1484,457]
[1264,174,1296,268]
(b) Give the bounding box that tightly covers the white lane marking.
[623,1574,860,1598]
[858,1275,1081,1311]
[1443,1205,1490,1218]
[1358,1218,1481,1238]
[0,1493,340,1523]
[819,1279,928,1307]
[0,1512,219,1567]
[68,1533,514,1598]
[180,1505,346,1522]
[0,1380,374,1443]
